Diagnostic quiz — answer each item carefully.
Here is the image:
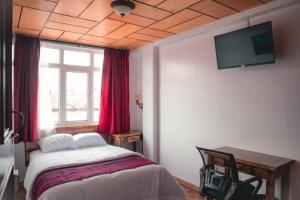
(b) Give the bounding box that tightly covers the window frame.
[40,42,103,125]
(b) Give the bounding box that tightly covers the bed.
[23,131,186,200]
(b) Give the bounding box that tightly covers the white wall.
[129,51,143,131]
[132,1,300,199]
[130,47,159,161]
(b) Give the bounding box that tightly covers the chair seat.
[202,183,255,200]
[225,183,255,200]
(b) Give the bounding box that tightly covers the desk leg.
[266,172,275,200]
[281,166,290,200]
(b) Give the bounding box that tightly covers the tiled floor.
[183,185,205,200]
[15,184,25,200]
[177,178,205,200]
[15,180,205,200]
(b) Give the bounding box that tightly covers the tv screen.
[214,21,275,70]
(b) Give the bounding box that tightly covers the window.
[39,43,103,124]
[40,67,59,122]
[40,47,60,64]
[64,50,90,66]
[93,71,101,122]
[66,72,88,121]
[94,53,104,68]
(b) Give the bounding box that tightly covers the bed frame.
[24,125,110,166]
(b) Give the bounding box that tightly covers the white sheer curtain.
[38,63,56,138]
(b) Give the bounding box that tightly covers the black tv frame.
[214,21,275,70]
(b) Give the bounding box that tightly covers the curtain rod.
[13,33,129,51]
[40,39,130,51]
[40,38,105,50]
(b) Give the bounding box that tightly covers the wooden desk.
[111,131,143,154]
[211,146,294,200]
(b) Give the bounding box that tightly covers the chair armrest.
[239,176,262,195]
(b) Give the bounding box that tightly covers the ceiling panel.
[137,28,173,38]
[260,0,273,2]
[14,0,57,12]
[39,28,63,40]
[112,38,142,48]
[14,28,40,37]
[106,24,143,40]
[19,7,50,31]
[128,40,150,49]
[132,1,172,20]
[59,32,83,42]
[81,35,116,44]
[158,0,201,13]
[127,33,160,42]
[215,0,263,11]
[13,5,21,28]
[108,13,156,27]
[190,0,237,19]
[78,39,110,47]
[88,19,124,37]
[167,15,215,33]
[54,0,94,17]
[80,0,113,22]
[49,13,97,28]
[134,0,166,6]
[45,21,89,34]
[13,0,272,49]
[149,9,201,30]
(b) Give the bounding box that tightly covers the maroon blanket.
[32,155,155,200]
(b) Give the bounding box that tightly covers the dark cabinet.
[0,0,13,144]
[0,1,14,199]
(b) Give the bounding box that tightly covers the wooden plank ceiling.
[13,0,273,50]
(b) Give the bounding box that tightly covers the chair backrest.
[196,147,239,182]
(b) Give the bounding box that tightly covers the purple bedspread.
[32,155,155,200]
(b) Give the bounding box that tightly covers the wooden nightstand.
[111,131,143,154]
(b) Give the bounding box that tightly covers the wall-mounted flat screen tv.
[214,21,275,70]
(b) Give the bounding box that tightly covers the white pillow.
[39,134,73,153]
[72,133,106,149]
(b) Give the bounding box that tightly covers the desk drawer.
[237,163,254,173]
[237,163,268,179]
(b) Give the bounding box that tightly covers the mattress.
[25,144,186,200]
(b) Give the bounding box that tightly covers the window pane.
[39,68,59,123]
[40,48,60,64]
[94,53,104,68]
[64,50,90,66]
[93,72,101,122]
[93,109,100,122]
[66,72,88,121]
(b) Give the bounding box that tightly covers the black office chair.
[196,147,262,200]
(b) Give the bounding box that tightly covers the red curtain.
[97,48,130,134]
[14,35,40,143]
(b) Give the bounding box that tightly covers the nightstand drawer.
[111,131,143,154]
[126,135,140,143]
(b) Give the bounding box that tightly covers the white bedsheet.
[24,145,186,200]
